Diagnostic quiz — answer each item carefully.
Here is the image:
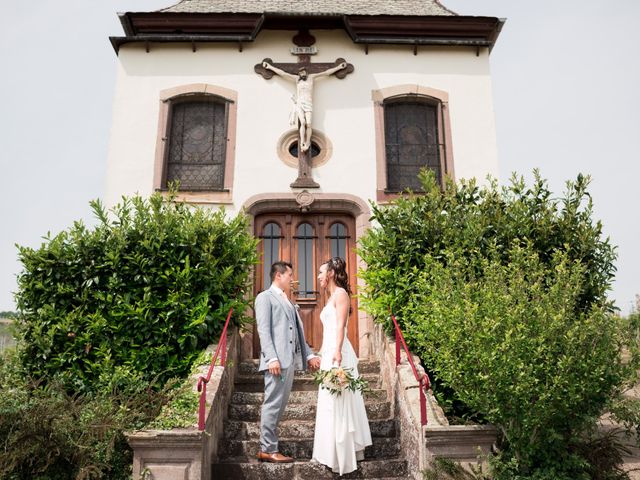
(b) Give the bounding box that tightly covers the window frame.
[259,221,284,291]
[293,221,317,300]
[327,221,350,260]
[153,84,237,204]
[372,85,454,202]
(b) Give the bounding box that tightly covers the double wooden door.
[253,213,359,356]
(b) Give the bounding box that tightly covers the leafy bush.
[3,192,257,479]
[360,171,616,322]
[359,171,636,478]
[609,297,640,438]
[14,192,257,392]
[0,349,173,480]
[408,243,634,478]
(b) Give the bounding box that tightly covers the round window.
[276,129,332,168]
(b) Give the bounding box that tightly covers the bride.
[312,257,372,475]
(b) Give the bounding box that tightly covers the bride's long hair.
[325,257,352,296]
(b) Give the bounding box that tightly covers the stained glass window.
[165,97,228,190]
[384,100,441,191]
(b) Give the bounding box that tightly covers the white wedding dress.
[311,296,372,475]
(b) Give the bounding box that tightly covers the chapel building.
[107,0,504,360]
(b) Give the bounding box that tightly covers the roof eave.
[110,12,505,55]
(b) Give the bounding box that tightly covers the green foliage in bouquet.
[313,366,370,396]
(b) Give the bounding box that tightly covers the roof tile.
[158,0,457,16]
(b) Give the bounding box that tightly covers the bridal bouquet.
[313,366,369,396]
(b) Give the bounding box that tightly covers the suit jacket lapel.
[268,286,294,321]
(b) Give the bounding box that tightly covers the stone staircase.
[212,359,410,479]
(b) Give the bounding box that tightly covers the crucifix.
[255,31,354,188]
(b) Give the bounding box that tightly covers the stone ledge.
[127,429,203,446]
[424,425,498,461]
[127,430,204,480]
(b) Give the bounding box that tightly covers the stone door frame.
[241,192,373,360]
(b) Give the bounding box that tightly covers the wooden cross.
[255,31,354,188]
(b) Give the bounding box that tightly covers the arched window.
[295,223,315,298]
[384,98,441,191]
[261,222,281,290]
[154,84,237,203]
[372,85,454,202]
[328,222,349,260]
[163,96,229,191]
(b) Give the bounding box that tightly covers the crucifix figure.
[255,32,353,188]
[262,60,347,154]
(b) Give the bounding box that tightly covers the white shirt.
[267,285,318,366]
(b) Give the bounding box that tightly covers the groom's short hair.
[270,261,293,281]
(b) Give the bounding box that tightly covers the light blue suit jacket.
[255,286,314,372]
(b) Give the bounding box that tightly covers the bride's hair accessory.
[325,256,351,295]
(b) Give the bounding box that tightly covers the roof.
[110,1,505,55]
[158,0,458,16]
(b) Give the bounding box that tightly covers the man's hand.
[268,360,281,376]
[307,356,321,371]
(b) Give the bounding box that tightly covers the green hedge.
[409,244,634,478]
[360,171,616,322]
[2,192,257,479]
[359,171,637,479]
[14,192,257,392]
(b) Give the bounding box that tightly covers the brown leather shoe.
[256,451,294,463]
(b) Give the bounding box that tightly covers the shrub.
[609,297,640,438]
[359,171,636,478]
[408,243,633,478]
[0,349,173,480]
[359,171,616,323]
[14,192,257,392]
[3,192,257,479]
[146,349,214,430]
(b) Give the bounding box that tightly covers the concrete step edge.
[230,388,389,404]
[212,457,409,479]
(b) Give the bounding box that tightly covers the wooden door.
[253,213,359,356]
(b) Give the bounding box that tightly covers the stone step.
[231,388,388,405]
[224,418,398,440]
[212,458,409,479]
[219,437,400,460]
[233,372,381,392]
[238,360,381,375]
[229,400,391,422]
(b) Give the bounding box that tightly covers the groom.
[255,261,321,463]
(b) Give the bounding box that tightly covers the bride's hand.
[332,351,342,366]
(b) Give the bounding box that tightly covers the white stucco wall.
[105,29,499,213]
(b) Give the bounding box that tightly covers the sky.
[0,0,638,313]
